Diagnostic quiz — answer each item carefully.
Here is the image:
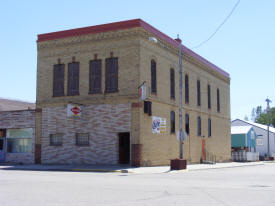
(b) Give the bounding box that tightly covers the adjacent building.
[0,98,35,164]
[36,19,231,166]
[232,119,275,157]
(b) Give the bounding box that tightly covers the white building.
[231,119,275,157]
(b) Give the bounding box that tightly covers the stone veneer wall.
[41,103,131,164]
[0,110,35,164]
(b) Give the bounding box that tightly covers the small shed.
[231,126,257,151]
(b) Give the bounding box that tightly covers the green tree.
[253,107,275,127]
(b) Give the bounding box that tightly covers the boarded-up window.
[197,116,201,136]
[185,113,190,135]
[217,88,220,112]
[67,62,79,96]
[105,57,118,93]
[89,60,102,94]
[151,60,157,94]
[170,111,175,133]
[53,64,65,97]
[208,84,211,109]
[170,68,175,99]
[185,74,189,104]
[197,80,201,106]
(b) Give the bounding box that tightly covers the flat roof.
[37,19,229,78]
[0,98,35,111]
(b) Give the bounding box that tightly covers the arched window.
[197,80,201,106]
[208,84,211,109]
[170,68,175,99]
[170,111,175,133]
[185,113,190,135]
[185,74,189,103]
[208,118,212,137]
[151,60,157,94]
[217,88,220,112]
[197,116,201,136]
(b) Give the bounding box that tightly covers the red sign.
[71,106,81,115]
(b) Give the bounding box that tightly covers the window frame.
[67,62,80,96]
[89,59,102,94]
[185,113,190,135]
[185,74,189,104]
[50,133,63,146]
[105,57,118,93]
[208,84,211,109]
[170,68,175,100]
[76,133,89,146]
[151,60,157,94]
[170,111,175,134]
[217,88,220,112]
[197,116,201,136]
[53,64,65,97]
[208,118,212,137]
[197,80,201,106]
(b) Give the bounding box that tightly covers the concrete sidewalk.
[0,161,267,174]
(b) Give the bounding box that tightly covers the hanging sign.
[152,116,166,134]
[67,104,82,117]
[139,84,146,101]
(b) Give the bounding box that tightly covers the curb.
[187,163,265,171]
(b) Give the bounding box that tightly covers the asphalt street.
[0,163,275,206]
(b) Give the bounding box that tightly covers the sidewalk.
[0,161,266,174]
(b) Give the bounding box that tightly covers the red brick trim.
[131,102,142,108]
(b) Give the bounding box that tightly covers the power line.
[191,0,240,49]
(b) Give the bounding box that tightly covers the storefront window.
[7,128,32,153]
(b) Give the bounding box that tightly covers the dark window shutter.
[170,69,175,99]
[89,60,102,93]
[144,101,152,116]
[185,75,189,103]
[105,57,118,93]
[53,64,64,97]
[197,80,201,106]
[151,60,157,94]
[208,84,211,109]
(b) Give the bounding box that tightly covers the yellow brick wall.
[36,27,231,166]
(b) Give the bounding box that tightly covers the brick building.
[36,19,231,166]
[0,99,35,164]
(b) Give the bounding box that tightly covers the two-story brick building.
[36,19,231,166]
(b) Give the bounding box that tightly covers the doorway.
[118,132,130,164]
[0,129,6,162]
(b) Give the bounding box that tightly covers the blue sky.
[1,0,274,120]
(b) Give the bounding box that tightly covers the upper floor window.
[105,57,118,93]
[170,68,175,99]
[208,84,211,109]
[50,133,63,146]
[53,64,65,97]
[89,60,102,94]
[185,113,190,135]
[151,60,157,94]
[76,133,89,146]
[185,74,189,104]
[197,80,201,106]
[197,116,201,136]
[217,88,220,112]
[67,62,79,96]
[208,118,212,137]
[170,111,175,133]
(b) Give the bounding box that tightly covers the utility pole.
[178,34,183,159]
[266,97,272,158]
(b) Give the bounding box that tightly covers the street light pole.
[177,35,183,159]
[266,97,272,158]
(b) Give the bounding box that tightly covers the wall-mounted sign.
[139,84,146,101]
[67,104,82,117]
[152,116,166,134]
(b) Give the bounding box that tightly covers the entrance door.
[119,132,130,164]
[0,138,5,162]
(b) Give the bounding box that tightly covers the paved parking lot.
[0,163,275,206]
